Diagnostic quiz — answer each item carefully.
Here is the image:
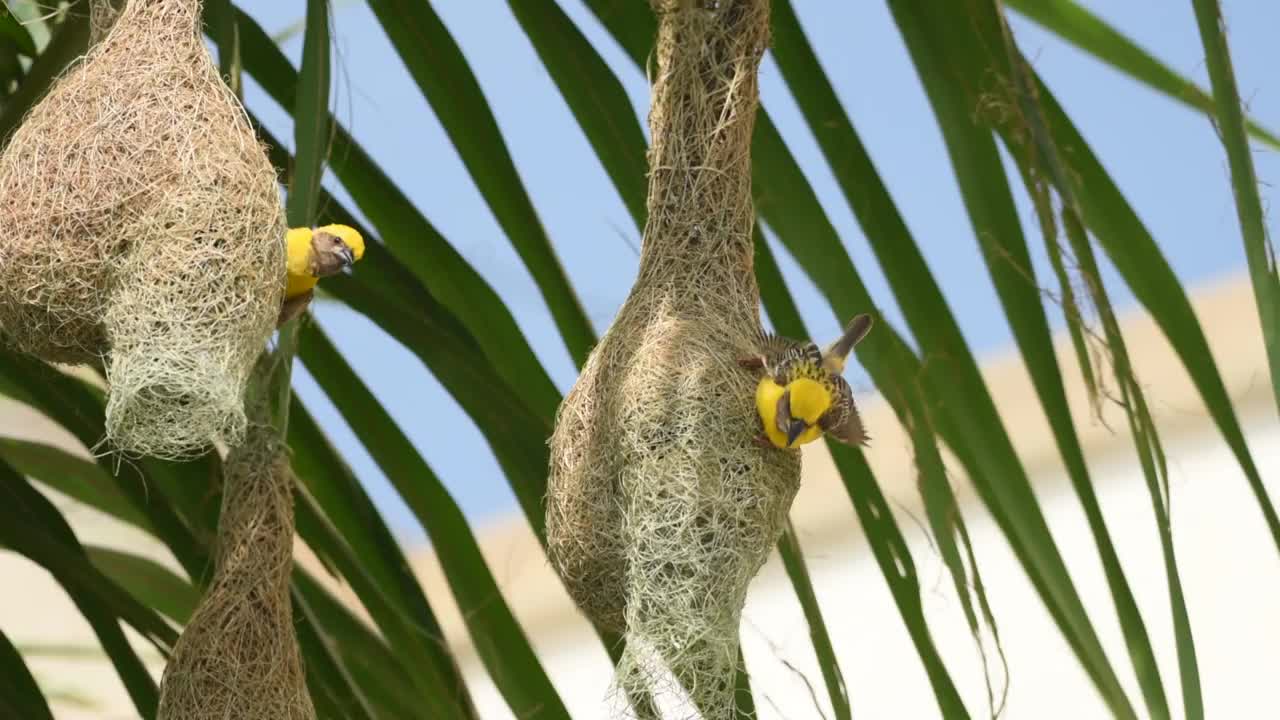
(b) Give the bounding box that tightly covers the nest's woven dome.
[0,0,285,459]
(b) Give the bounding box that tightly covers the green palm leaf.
[0,4,36,57]
[299,323,571,718]
[0,628,55,720]
[0,410,412,719]
[85,547,198,626]
[0,437,148,530]
[203,1,562,423]
[0,463,165,718]
[1007,0,1280,149]
[363,0,597,366]
[1038,39,1280,550]
[1189,0,1280,417]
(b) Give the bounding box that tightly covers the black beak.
[786,419,806,447]
[338,244,355,274]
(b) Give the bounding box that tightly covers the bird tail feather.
[822,314,873,374]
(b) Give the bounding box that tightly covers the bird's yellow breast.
[285,228,319,299]
[756,377,787,448]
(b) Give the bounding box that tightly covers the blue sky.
[236,1,1278,543]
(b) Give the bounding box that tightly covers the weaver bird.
[278,224,365,325]
[739,314,874,449]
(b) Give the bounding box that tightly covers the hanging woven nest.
[156,357,314,719]
[547,1,797,716]
[0,0,285,459]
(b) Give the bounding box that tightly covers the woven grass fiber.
[0,0,286,459]
[156,356,314,720]
[89,0,122,45]
[547,1,798,716]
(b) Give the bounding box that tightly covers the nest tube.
[156,357,315,720]
[547,1,797,717]
[0,0,285,459]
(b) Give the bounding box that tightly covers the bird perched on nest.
[278,224,365,325]
[739,314,874,449]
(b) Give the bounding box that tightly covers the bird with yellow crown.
[739,314,874,449]
[278,224,366,326]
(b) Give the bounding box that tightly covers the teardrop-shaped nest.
[0,0,285,459]
[548,1,797,717]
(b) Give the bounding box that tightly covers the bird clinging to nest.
[740,314,874,449]
[278,224,365,325]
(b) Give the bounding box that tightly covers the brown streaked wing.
[821,375,868,446]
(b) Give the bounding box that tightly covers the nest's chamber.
[0,0,285,458]
[547,1,798,716]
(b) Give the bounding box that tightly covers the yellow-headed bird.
[739,314,874,449]
[278,224,366,325]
